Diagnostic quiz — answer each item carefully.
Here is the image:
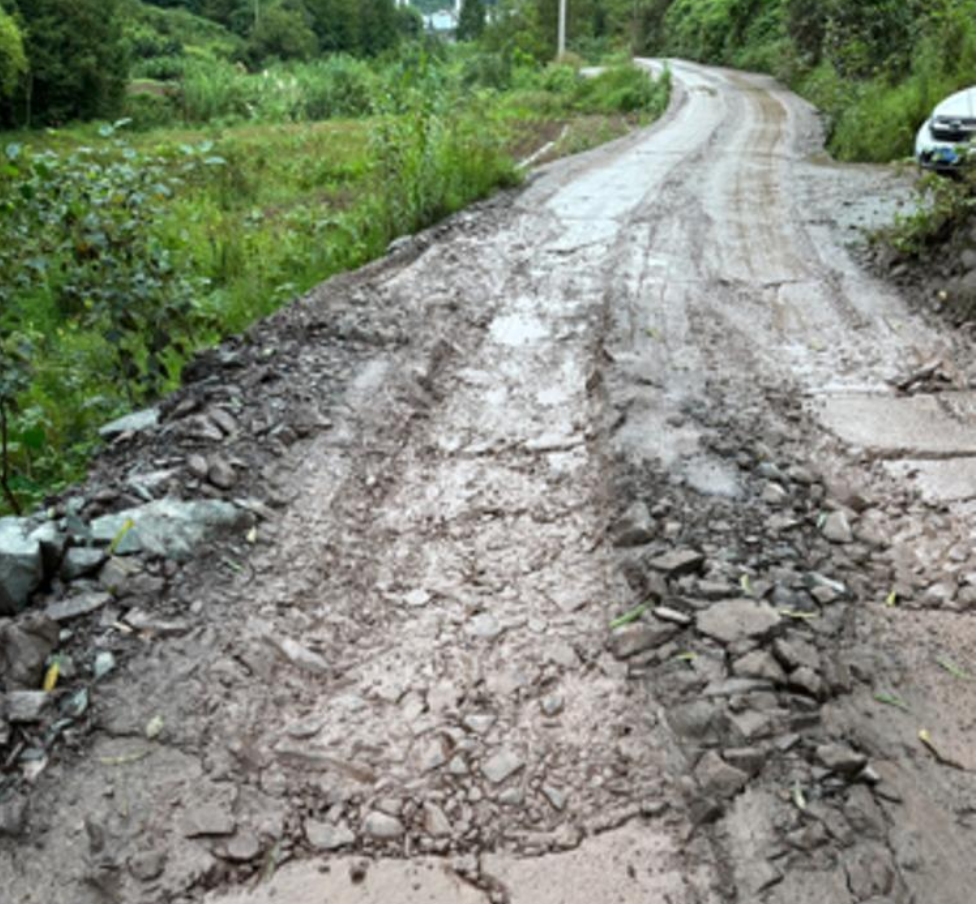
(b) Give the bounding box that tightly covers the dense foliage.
[643,0,976,162]
[0,47,669,513]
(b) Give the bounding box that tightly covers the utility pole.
[557,0,567,58]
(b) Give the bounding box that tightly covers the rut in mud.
[6,60,976,904]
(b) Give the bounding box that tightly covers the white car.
[916,86,976,171]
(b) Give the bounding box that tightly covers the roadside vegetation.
[640,0,976,164]
[0,0,669,515]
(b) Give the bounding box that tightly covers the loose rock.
[647,549,705,576]
[0,518,43,616]
[0,615,59,688]
[822,511,853,544]
[697,599,782,645]
[695,751,749,799]
[613,502,656,547]
[481,748,525,785]
[610,622,679,659]
[306,819,355,851]
[362,811,404,841]
[816,743,868,777]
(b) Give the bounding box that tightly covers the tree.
[457,0,486,41]
[0,7,26,98]
[246,0,318,62]
[306,0,360,52]
[357,0,398,56]
[5,0,128,125]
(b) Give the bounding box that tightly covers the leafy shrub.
[575,63,669,114]
[124,90,180,130]
[369,74,519,239]
[878,171,976,259]
[541,63,582,95]
[132,54,188,81]
[0,129,221,510]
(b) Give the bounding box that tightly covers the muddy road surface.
[5,60,976,904]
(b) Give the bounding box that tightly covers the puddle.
[490,312,549,347]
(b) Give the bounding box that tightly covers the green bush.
[575,63,669,114]
[124,90,180,130]
[0,129,223,510]
[132,54,188,81]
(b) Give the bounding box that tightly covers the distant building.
[423,8,458,35]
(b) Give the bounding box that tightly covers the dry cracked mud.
[5,60,976,904]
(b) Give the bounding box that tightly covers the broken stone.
[653,606,693,627]
[0,794,28,837]
[762,483,789,506]
[822,511,853,544]
[612,502,656,547]
[787,822,830,851]
[732,651,786,684]
[610,621,679,659]
[497,787,525,807]
[697,599,782,645]
[542,785,568,811]
[225,832,261,862]
[698,580,735,600]
[844,845,896,899]
[128,850,167,882]
[99,556,144,598]
[29,522,66,579]
[418,736,449,772]
[0,518,43,616]
[90,499,253,561]
[463,713,497,735]
[668,700,720,741]
[208,408,239,437]
[773,637,820,672]
[60,547,107,581]
[481,748,525,785]
[540,695,564,717]
[723,747,767,776]
[640,800,669,818]
[0,615,59,688]
[695,751,749,799]
[423,803,452,837]
[44,592,111,623]
[181,804,236,838]
[728,709,780,742]
[124,608,190,638]
[788,666,824,699]
[466,613,503,640]
[267,636,329,675]
[207,458,237,490]
[845,786,888,839]
[99,408,159,439]
[816,743,868,777]
[362,811,404,840]
[647,549,705,576]
[403,589,431,608]
[7,691,49,723]
[306,820,355,851]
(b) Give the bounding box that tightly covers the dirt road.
[6,60,976,904]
